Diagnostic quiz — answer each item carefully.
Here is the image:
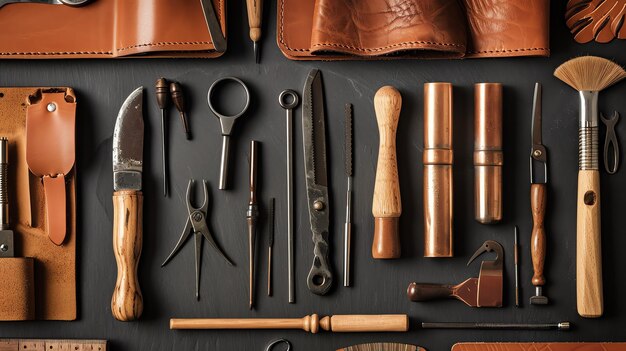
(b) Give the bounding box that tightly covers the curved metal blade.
[113,87,144,191]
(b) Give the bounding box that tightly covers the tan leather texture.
[0,87,77,321]
[26,92,76,246]
[453,343,626,351]
[566,0,626,43]
[0,0,226,59]
[278,0,550,60]
[0,258,35,321]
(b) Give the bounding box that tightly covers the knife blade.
[200,0,227,53]
[111,87,144,321]
[302,69,333,295]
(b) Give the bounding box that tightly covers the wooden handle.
[246,0,262,41]
[531,183,547,286]
[576,170,603,318]
[111,190,143,321]
[155,78,168,110]
[372,86,402,259]
[170,314,408,333]
[407,282,453,301]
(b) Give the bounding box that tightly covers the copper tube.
[423,83,453,257]
[474,83,503,224]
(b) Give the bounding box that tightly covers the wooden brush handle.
[531,183,547,287]
[170,314,409,333]
[111,190,143,321]
[576,170,603,318]
[372,86,402,259]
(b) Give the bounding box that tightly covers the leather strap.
[42,176,67,246]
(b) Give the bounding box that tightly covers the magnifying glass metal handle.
[219,135,231,190]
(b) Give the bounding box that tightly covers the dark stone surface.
[1,0,626,350]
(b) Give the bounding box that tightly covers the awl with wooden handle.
[170,314,408,333]
[372,86,402,259]
[245,0,263,63]
[111,87,144,321]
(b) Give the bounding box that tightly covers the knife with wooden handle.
[111,87,144,321]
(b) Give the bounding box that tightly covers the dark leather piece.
[566,0,626,43]
[277,0,550,60]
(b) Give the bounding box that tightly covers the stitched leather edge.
[467,48,550,54]
[0,0,224,57]
[311,41,465,51]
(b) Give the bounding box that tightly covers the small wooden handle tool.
[372,86,402,259]
[530,183,547,302]
[170,314,408,333]
[577,169,603,317]
[245,0,263,63]
[112,191,144,321]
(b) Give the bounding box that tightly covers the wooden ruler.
[0,339,106,351]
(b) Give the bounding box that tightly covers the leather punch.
[161,179,234,300]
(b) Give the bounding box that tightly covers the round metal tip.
[558,322,571,330]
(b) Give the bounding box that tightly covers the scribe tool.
[245,0,263,63]
[343,103,353,286]
[530,82,549,306]
[162,179,234,300]
[111,87,144,321]
[156,78,169,197]
[247,140,260,309]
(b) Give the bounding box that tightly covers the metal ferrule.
[579,127,599,170]
[579,91,599,128]
[0,137,9,230]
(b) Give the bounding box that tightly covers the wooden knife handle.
[111,190,143,321]
[576,169,603,318]
[246,0,262,41]
[530,183,547,286]
[407,282,453,301]
[325,314,408,332]
[372,86,402,259]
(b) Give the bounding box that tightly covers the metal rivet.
[193,212,202,221]
[313,200,324,211]
[533,149,542,157]
[0,243,7,252]
[47,103,56,112]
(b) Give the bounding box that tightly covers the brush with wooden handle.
[170,314,408,333]
[554,56,626,318]
[372,86,402,259]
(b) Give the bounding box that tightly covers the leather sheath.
[453,343,626,351]
[0,87,77,321]
[278,0,550,60]
[0,258,35,320]
[0,0,225,59]
[26,91,76,246]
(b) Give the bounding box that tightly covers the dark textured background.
[2,1,626,350]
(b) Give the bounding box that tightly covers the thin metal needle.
[161,109,168,197]
[514,225,520,307]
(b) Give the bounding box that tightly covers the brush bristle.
[338,343,419,351]
[554,56,626,91]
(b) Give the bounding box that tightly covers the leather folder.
[0,0,225,59]
[277,0,550,60]
[0,87,76,320]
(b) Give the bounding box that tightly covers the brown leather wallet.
[0,87,76,320]
[0,0,225,58]
[277,0,550,60]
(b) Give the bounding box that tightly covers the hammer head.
[530,294,549,305]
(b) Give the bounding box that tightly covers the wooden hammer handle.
[371,86,402,259]
[111,190,143,321]
[576,169,603,318]
[530,183,547,286]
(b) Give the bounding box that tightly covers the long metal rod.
[514,225,519,307]
[286,105,295,303]
[344,176,352,287]
[267,198,275,296]
[247,141,259,309]
[219,135,230,190]
[422,321,570,331]
[161,110,168,197]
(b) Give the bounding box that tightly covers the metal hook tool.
[208,77,251,190]
[601,111,620,174]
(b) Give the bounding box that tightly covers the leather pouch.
[0,0,225,59]
[278,0,550,60]
[0,258,35,320]
[0,87,76,320]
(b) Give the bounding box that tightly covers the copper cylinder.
[423,83,453,257]
[474,83,503,224]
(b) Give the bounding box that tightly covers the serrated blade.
[302,69,328,187]
[113,87,144,191]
